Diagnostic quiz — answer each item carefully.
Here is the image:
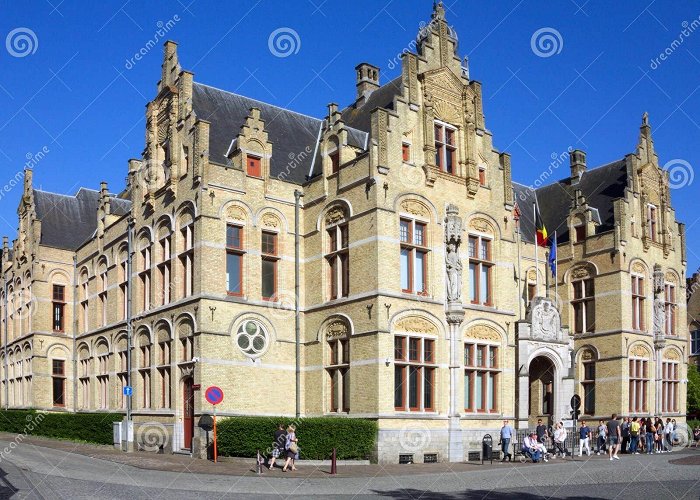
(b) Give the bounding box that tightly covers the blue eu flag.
[548,232,557,278]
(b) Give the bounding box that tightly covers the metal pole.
[330,447,337,475]
[554,231,558,307]
[3,270,8,410]
[294,189,302,418]
[126,218,134,427]
[533,202,539,295]
[213,404,218,463]
[516,219,523,320]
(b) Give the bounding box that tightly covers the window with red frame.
[226,224,244,295]
[394,336,436,411]
[400,218,428,295]
[261,231,278,300]
[661,360,679,413]
[468,235,492,305]
[402,143,411,163]
[434,122,456,173]
[632,275,645,331]
[326,222,349,299]
[464,343,498,412]
[52,285,65,332]
[572,278,595,333]
[478,165,486,186]
[247,155,262,177]
[629,358,648,413]
[665,283,676,336]
[330,150,340,173]
[575,225,586,242]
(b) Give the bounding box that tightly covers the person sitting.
[522,432,546,462]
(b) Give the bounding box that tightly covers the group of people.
[501,414,684,464]
[582,416,678,456]
[267,424,299,471]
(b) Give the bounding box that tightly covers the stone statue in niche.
[445,242,462,302]
[529,297,561,340]
[652,263,665,338]
[444,204,463,304]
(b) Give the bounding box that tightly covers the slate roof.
[191,83,368,184]
[514,159,629,244]
[33,188,131,251]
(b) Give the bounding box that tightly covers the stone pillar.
[447,306,465,462]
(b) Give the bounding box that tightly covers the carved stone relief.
[395,316,438,335]
[630,344,650,358]
[226,205,247,222]
[400,200,429,218]
[326,319,349,340]
[465,325,500,342]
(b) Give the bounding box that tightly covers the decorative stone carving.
[444,204,463,304]
[631,261,647,275]
[261,213,279,228]
[326,320,348,340]
[465,325,500,342]
[663,349,680,361]
[581,349,594,361]
[325,206,346,225]
[664,271,678,284]
[468,217,492,234]
[528,297,561,341]
[395,316,437,335]
[236,320,270,359]
[527,269,537,282]
[630,344,650,358]
[226,205,247,222]
[652,264,665,338]
[400,200,429,218]
[571,266,590,280]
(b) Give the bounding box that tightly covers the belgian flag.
[535,202,548,247]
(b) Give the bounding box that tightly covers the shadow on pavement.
[371,488,605,499]
[0,466,18,499]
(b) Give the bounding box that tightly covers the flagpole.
[533,201,539,295]
[554,230,558,309]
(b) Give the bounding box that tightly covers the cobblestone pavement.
[0,435,698,499]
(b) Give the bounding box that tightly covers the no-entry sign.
[205,386,224,405]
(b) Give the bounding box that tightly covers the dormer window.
[402,142,411,163]
[434,121,456,174]
[575,225,586,242]
[330,150,340,173]
[478,165,486,186]
[247,155,262,177]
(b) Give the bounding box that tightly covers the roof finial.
[642,111,649,127]
[433,1,446,20]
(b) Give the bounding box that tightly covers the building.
[0,3,689,463]
[688,272,700,369]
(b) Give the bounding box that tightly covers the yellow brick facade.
[0,3,688,463]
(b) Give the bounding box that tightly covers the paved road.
[0,439,698,499]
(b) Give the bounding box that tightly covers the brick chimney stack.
[355,63,380,105]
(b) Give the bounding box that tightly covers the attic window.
[247,155,262,178]
[575,225,586,242]
[402,143,411,163]
[478,165,486,186]
[434,122,456,174]
[330,150,340,174]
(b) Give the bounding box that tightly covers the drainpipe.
[72,255,78,412]
[126,218,134,432]
[294,189,303,418]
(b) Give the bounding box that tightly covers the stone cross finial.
[642,111,649,126]
[433,1,446,20]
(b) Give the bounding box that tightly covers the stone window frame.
[628,354,649,414]
[664,281,676,336]
[434,119,457,174]
[464,340,499,413]
[646,203,658,243]
[394,333,437,413]
[326,332,350,414]
[261,230,279,301]
[571,276,595,334]
[631,272,646,332]
[661,358,679,414]
[225,223,245,297]
[399,216,430,296]
[468,233,494,306]
[325,211,349,300]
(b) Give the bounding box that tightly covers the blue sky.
[0,0,698,273]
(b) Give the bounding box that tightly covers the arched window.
[7,286,13,341]
[326,208,349,300]
[325,321,349,413]
[156,221,172,306]
[51,357,66,407]
[629,349,649,413]
[156,325,172,409]
[631,271,646,331]
[137,331,151,409]
[23,346,32,407]
[178,210,194,299]
[52,279,66,332]
[79,269,89,333]
[464,340,498,413]
[116,335,128,409]
[179,320,195,363]
[400,216,428,295]
[98,261,108,327]
[138,231,152,312]
[468,233,493,305]
[579,349,596,415]
[118,245,128,321]
[662,354,679,413]
[96,340,110,410]
[78,345,90,409]
[664,280,676,336]
[571,269,595,333]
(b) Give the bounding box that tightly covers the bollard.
[330,447,337,475]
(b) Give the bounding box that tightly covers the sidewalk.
[2,433,698,478]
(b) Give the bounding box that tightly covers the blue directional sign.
[123,386,133,396]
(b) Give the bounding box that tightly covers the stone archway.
[529,356,556,428]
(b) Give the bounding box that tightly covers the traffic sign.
[570,394,581,410]
[123,386,133,397]
[205,386,224,405]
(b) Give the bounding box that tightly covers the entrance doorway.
[528,356,555,428]
[183,377,195,450]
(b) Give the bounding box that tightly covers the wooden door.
[183,377,194,449]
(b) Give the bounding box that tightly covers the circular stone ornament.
[236,320,270,359]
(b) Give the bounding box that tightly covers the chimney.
[569,149,587,179]
[355,63,380,105]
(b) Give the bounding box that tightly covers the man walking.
[499,419,514,462]
[535,418,549,453]
[607,414,622,460]
[578,420,591,457]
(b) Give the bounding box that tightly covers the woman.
[638,418,646,454]
[282,425,298,472]
[646,419,656,455]
[553,422,568,458]
[656,418,664,453]
[596,420,607,455]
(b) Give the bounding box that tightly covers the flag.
[548,232,557,278]
[535,202,548,247]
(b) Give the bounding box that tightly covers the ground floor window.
[661,360,679,413]
[52,359,65,407]
[628,358,648,413]
[394,335,436,411]
[464,343,499,412]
